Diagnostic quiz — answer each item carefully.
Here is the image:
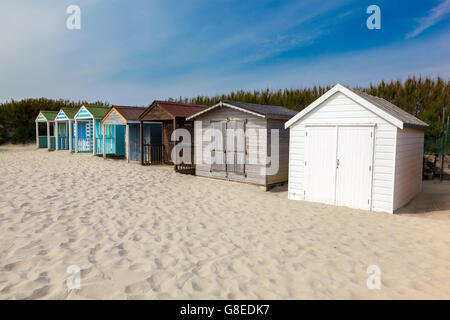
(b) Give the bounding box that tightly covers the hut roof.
[345,86,429,130]
[113,106,147,121]
[84,105,111,118]
[186,100,298,120]
[139,101,207,120]
[61,107,79,119]
[38,111,58,121]
[285,84,429,130]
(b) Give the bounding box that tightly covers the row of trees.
[0,76,448,145]
[0,98,108,144]
[175,76,449,146]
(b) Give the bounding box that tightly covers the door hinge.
[304,161,307,166]
[369,165,372,171]
[304,190,306,195]
[305,131,308,136]
[370,132,373,138]
[368,199,370,204]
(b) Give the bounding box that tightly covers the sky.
[0,0,449,105]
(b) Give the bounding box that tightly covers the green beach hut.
[35,111,58,150]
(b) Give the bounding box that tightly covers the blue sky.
[0,0,449,105]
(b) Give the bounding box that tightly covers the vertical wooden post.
[161,122,165,163]
[140,120,144,165]
[92,119,96,155]
[172,118,177,167]
[75,120,78,153]
[69,120,73,152]
[55,121,59,150]
[35,122,39,148]
[125,124,130,163]
[46,121,50,151]
[114,125,117,154]
[103,124,106,159]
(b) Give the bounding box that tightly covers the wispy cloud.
[407,0,450,38]
[0,1,448,105]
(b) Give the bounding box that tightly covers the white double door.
[305,125,374,210]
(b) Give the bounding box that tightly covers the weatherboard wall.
[393,128,424,211]
[193,106,291,187]
[287,92,397,213]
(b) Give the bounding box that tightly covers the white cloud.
[407,0,450,38]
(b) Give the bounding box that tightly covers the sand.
[0,144,449,299]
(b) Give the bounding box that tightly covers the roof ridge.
[154,100,207,108]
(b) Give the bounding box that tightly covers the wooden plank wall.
[194,106,267,186]
[266,119,290,185]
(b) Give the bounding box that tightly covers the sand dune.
[0,144,449,299]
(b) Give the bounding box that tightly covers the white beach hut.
[285,84,429,213]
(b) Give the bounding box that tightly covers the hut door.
[226,120,246,175]
[129,124,140,161]
[210,121,226,172]
[334,126,374,210]
[304,126,337,205]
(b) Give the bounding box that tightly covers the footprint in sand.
[191,278,212,292]
[125,280,151,295]
[3,261,27,272]
[25,285,52,299]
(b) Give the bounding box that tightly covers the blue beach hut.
[101,106,162,161]
[74,105,111,154]
[54,107,79,152]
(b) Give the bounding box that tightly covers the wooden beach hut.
[35,111,58,150]
[73,105,111,154]
[138,101,207,169]
[284,84,429,213]
[54,107,79,152]
[101,106,162,161]
[187,100,297,188]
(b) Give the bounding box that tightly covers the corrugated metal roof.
[113,106,147,121]
[345,86,429,130]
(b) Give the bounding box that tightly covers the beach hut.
[101,106,162,161]
[35,111,58,150]
[284,83,429,213]
[187,100,297,188]
[54,107,79,152]
[138,101,207,170]
[74,105,111,154]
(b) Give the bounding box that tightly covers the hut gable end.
[140,104,174,121]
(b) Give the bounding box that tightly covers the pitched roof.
[113,106,147,121]
[345,87,429,130]
[186,100,298,120]
[84,105,111,118]
[61,107,79,119]
[285,84,429,130]
[40,111,58,121]
[140,101,208,120]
